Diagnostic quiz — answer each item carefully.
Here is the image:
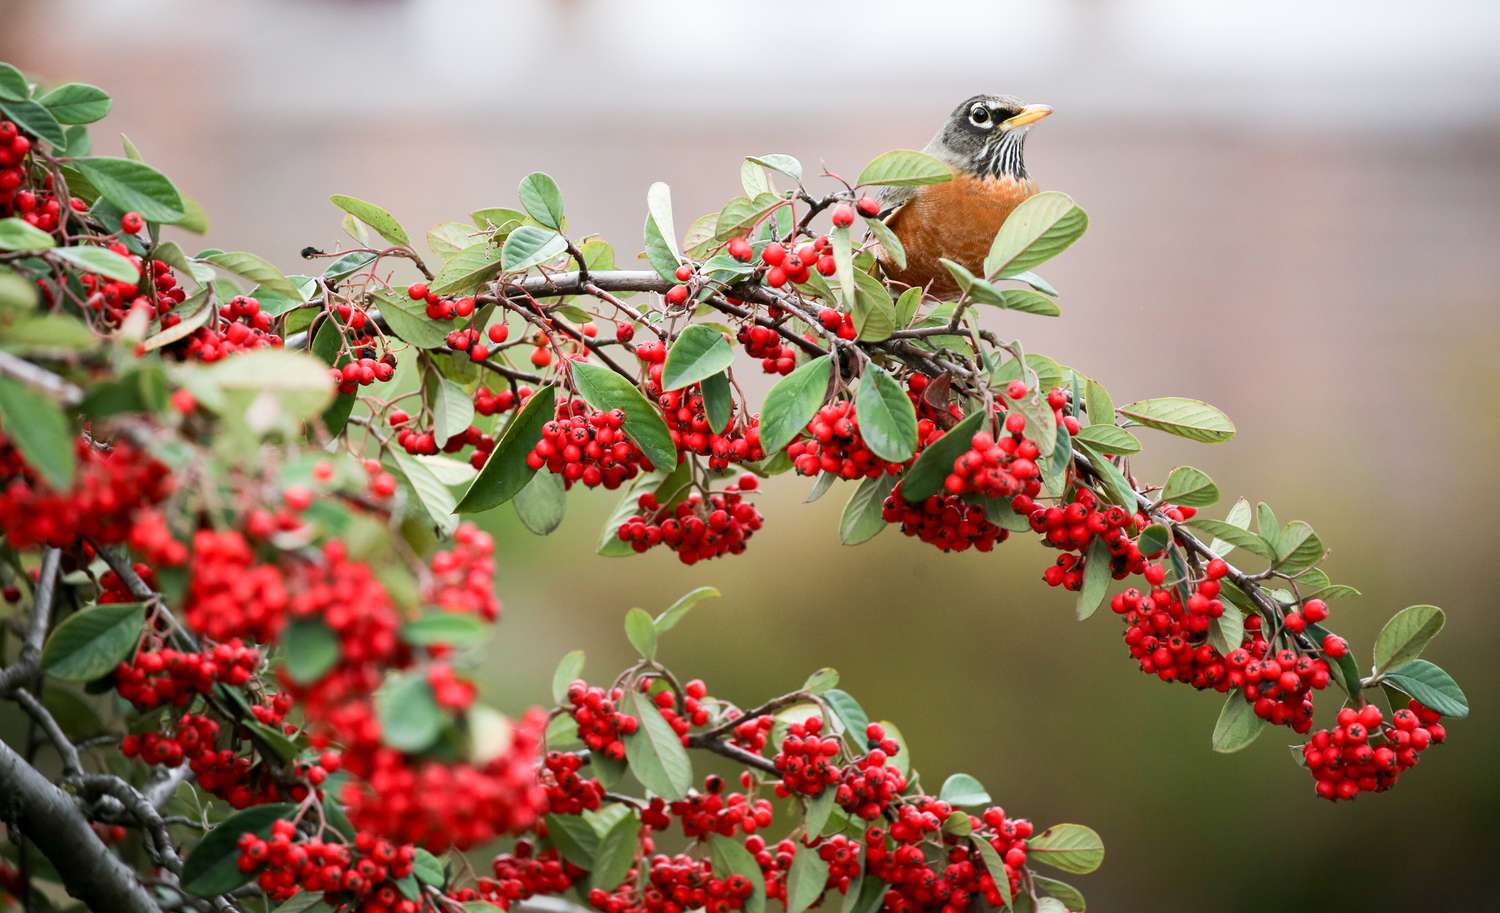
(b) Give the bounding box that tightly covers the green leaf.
[1028,823,1105,875]
[431,242,503,296]
[52,245,139,282]
[373,289,449,348]
[200,250,298,300]
[1211,693,1266,753]
[471,206,527,232]
[982,191,1088,279]
[1373,605,1445,677]
[329,194,411,248]
[589,812,641,892]
[759,355,832,455]
[1161,466,1219,507]
[1076,537,1112,621]
[271,892,330,913]
[38,83,110,124]
[714,193,783,241]
[1207,498,1252,555]
[901,410,984,502]
[970,838,1014,911]
[748,154,803,182]
[854,365,918,463]
[0,63,28,101]
[1187,519,1276,561]
[942,260,1060,316]
[1032,876,1087,912]
[412,848,446,889]
[181,804,296,896]
[502,226,566,272]
[786,843,830,913]
[401,613,491,649]
[41,601,143,681]
[281,620,340,685]
[1382,659,1468,718]
[655,586,719,633]
[457,385,556,511]
[1070,423,1138,456]
[803,788,836,838]
[1208,602,1245,657]
[518,172,565,231]
[939,773,992,807]
[646,182,680,259]
[851,268,897,341]
[702,370,733,434]
[1083,378,1113,425]
[0,99,66,149]
[0,217,55,251]
[709,835,767,913]
[425,373,475,448]
[865,216,906,270]
[71,156,185,223]
[624,607,658,660]
[376,670,446,753]
[643,211,679,281]
[514,469,566,535]
[1119,397,1235,444]
[390,447,459,537]
[427,221,478,261]
[840,473,895,545]
[893,286,922,328]
[1274,520,1322,573]
[662,324,734,391]
[857,149,952,187]
[0,267,37,312]
[544,813,599,869]
[571,361,678,471]
[623,690,693,800]
[0,375,75,489]
[551,650,585,704]
[824,690,870,751]
[1015,388,1058,458]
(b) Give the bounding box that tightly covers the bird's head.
[928,94,1052,181]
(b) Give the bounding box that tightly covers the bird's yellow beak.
[1002,104,1053,129]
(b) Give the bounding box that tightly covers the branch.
[0,547,61,694]
[0,737,164,913]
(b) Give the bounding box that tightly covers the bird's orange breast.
[879,172,1037,296]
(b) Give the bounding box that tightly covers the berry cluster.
[587,853,754,913]
[121,713,298,809]
[815,306,859,340]
[942,424,1043,501]
[172,295,285,363]
[423,522,502,621]
[643,367,765,471]
[0,435,171,549]
[477,843,581,910]
[837,723,906,820]
[617,479,764,564]
[882,484,1009,553]
[736,323,797,375]
[761,236,836,289]
[565,681,639,761]
[772,716,843,797]
[182,529,290,643]
[1302,701,1446,800]
[113,642,260,710]
[527,398,651,489]
[337,707,548,851]
[653,775,774,839]
[1034,488,1147,589]
[541,751,605,815]
[787,399,904,480]
[474,384,532,417]
[236,821,418,909]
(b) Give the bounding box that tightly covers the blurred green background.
[6,1,1499,908]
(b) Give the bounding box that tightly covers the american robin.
[877,94,1052,296]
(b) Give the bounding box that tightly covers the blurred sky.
[6,2,1500,910]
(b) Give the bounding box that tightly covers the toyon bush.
[0,60,1470,913]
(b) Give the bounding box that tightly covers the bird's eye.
[968,106,991,127]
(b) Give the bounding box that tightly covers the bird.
[876,94,1052,296]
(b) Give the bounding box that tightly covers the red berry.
[120,211,144,233]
